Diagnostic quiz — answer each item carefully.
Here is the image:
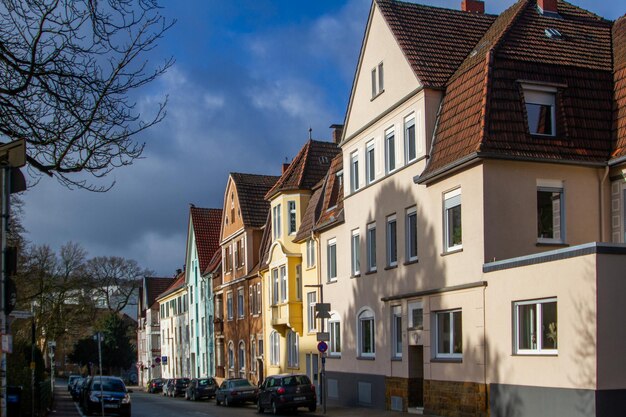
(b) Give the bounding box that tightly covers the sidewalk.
[49,383,81,416]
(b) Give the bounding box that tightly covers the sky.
[19,0,626,277]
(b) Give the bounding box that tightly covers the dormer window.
[371,62,384,99]
[522,84,556,136]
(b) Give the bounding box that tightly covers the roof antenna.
[308,127,313,140]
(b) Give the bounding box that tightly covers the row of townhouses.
[138,1,626,416]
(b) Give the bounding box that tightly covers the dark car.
[67,375,81,392]
[81,376,132,417]
[162,379,172,396]
[257,374,316,414]
[147,378,163,394]
[70,377,84,401]
[185,378,217,401]
[167,378,190,397]
[215,378,258,406]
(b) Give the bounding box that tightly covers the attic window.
[544,28,562,39]
[522,84,556,136]
[319,156,329,164]
[371,62,384,99]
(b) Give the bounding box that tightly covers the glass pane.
[361,318,373,354]
[537,190,561,239]
[388,220,397,263]
[447,204,462,247]
[406,122,416,161]
[526,103,553,135]
[453,311,462,354]
[541,302,557,349]
[395,315,402,354]
[387,134,395,171]
[437,313,451,354]
[368,148,375,182]
[411,308,423,330]
[408,213,417,258]
[368,228,376,269]
[518,304,537,350]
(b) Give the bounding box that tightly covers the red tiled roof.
[422,0,616,180]
[377,0,496,88]
[258,213,272,271]
[315,154,344,231]
[144,276,174,310]
[203,247,222,276]
[231,173,280,229]
[293,181,324,243]
[156,271,186,301]
[613,15,626,159]
[189,207,223,273]
[265,140,340,200]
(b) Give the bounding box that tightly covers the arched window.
[270,331,280,366]
[238,341,246,376]
[287,330,299,368]
[357,308,375,358]
[228,341,234,369]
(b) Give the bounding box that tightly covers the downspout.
[600,166,609,242]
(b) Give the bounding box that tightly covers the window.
[444,189,462,252]
[256,283,262,314]
[405,114,417,163]
[287,330,299,368]
[392,306,402,358]
[201,317,205,337]
[386,215,397,267]
[307,292,317,332]
[227,292,233,320]
[537,185,564,243]
[288,201,297,235]
[514,298,557,354]
[251,339,257,372]
[408,301,423,330]
[367,223,377,272]
[385,128,396,173]
[295,265,302,300]
[228,342,234,369]
[226,246,233,272]
[272,268,279,305]
[371,62,384,98]
[270,331,280,366]
[351,229,360,276]
[366,141,375,184]
[273,204,282,239]
[406,207,418,262]
[329,313,341,357]
[238,341,246,372]
[234,240,239,268]
[280,265,287,302]
[327,238,337,282]
[350,151,359,192]
[435,310,462,359]
[306,239,316,268]
[523,85,556,136]
[358,308,375,358]
[237,288,244,318]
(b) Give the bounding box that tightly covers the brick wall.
[424,379,489,417]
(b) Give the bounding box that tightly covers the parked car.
[257,374,316,414]
[70,377,84,401]
[67,375,81,392]
[80,376,132,417]
[215,378,258,407]
[147,378,164,394]
[162,379,172,396]
[167,378,190,397]
[78,376,93,405]
[185,378,217,401]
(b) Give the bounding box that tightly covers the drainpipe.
[600,166,609,242]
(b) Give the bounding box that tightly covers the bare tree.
[86,255,151,314]
[0,0,174,191]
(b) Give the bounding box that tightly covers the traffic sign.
[317,341,328,353]
[315,303,331,319]
[316,332,329,342]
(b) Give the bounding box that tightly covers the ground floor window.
[287,330,299,368]
[435,309,462,359]
[514,298,557,354]
[270,331,280,365]
[329,314,341,357]
[358,308,375,358]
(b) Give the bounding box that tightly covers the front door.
[305,354,320,403]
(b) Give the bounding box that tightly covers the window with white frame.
[406,206,418,262]
[523,84,556,136]
[367,222,377,272]
[228,341,234,369]
[444,188,462,252]
[537,184,564,243]
[287,330,299,368]
[366,140,375,184]
[237,287,244,318]
[386,214,397,267]
[371,62,384,98]
[385,128,396,174]
[238,340,246,372]
[280,265,287,303]
[251,338,257,372]
[295,265,302,300]
[405,114,417,163]
[307,292,317,332]
[227,291,233,320]
[273,204,282,239]
[234,240,239,269]
[408,301,423,330]
[201,317,205,337]
[351,229,360,276]
[288,201,297,235]
[350,151,360,192]
[358,308,375,358]
[392,306,402,358]
[329,313,341,357]
[272,268,279,305]
[435,309,462,359]
[306,239,316,268]
[327,238,337,281]
[270,331,280,365]
[256,283,262,314]
[514,298,557,354]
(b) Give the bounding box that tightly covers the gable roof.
[376,0,496,88]
[421,0,616,181]
[189,206,223,272]
[203,247,222,276]
[143,276,175,310]
[314,154,344,232]
[265,140,340,200]
[231,173,280,229]
[293,180,325,243]
[155,271,186,301]
[259,213,273,271]
[613,15,626,160]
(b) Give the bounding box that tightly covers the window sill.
[536,241,568,247]
[365,270,377,276]
[513,352,558,357]
[391,356,402,361]
[326,279,338,285]
[328,354,341,359]
[350,274,361,279]
[384,264,398,271]
[441,248,463,256]
[431,357,462,363]
[403,259,418,266]
[357,356,376,361]
[370,89,385,101]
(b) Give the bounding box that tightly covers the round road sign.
[317,341,328,353]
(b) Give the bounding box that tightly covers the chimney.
[329,124,344,144]
[282,163,290,174]
[537,0,558,15]
[461,0,484,13]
